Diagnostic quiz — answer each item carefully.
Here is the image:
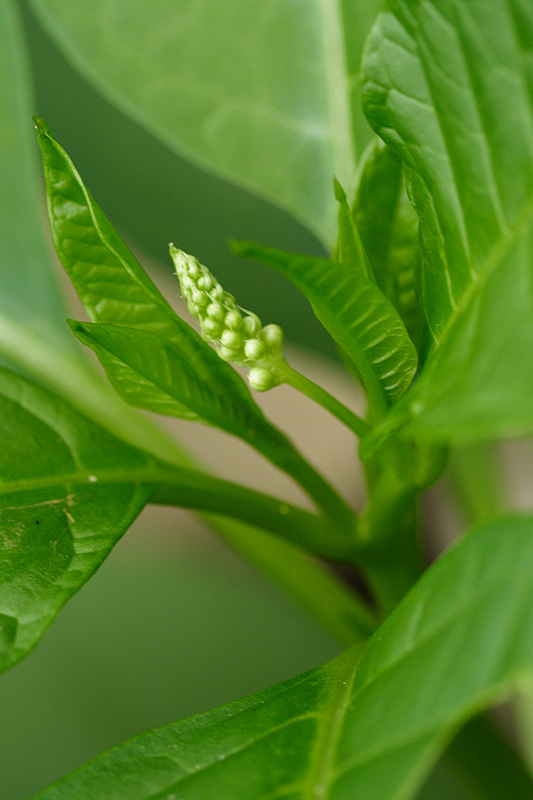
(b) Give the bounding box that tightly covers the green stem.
[277,361,369,438]
[150,470,357,562]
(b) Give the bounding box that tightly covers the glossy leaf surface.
[36,121,273,431]
[353,138,422,349]
[0,367,153,675]
[34,516,533,800]
[70,319,280,441]
[29,0,382,244]
[233,239,417,410]
[361,0,533,443]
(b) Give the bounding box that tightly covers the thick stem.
[277,361,369,439]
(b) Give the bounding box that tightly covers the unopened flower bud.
[244,338,266,361]
[242,314,262,337]
[248,367,275,392]
[261,324,284,352]
[220,329,243,350]
[225,310,243,331]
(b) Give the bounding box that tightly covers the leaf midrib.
[303,649,362,799]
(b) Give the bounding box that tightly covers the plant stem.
[150,470,357,562]
[277,361,369,438]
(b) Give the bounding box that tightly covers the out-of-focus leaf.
[33,516,533,799]
[29,0,383,244]
[0,0,71,349]
[361,0,533,444]
[233,238,417,411]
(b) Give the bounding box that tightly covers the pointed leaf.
[233,240,418,409]
[353,138,423,349]
[0,367,154,674]
[32,516,533,799]
[29,0,383,244]
[35,118,184,340]
[361,0,533,444]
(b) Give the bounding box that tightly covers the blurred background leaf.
[28,0,381,246]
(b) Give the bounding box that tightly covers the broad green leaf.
[233,239,418,410]
[361,0,533,444]
[0,366,153,674]
[32,516,533,800]
[29,0,382,244]
[353,138,423,349]
[0,1,69,342]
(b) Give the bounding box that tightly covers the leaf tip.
[33,116,51,136]
[333,178,346,203]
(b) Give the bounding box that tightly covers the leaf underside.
[361,0,533,445]
[32,516,533,800]
[30,0,383,244]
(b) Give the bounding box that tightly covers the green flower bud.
[242,314,262,337]
[198,273,213,291]
[248,367,275,392]
[244,338,266,361]
[206,302,225,321]
[170,244,287,390]
[261,324,284,352]
[201,318,222,340]
[220,329,243,350]
[218,345,242,362]
[224,310,242,331]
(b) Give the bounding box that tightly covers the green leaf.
[29,0,382,244]
[353,138,423,349]
[0,367,153,675]
[32,516,533,800]
[361,0,533,444]
[0,0,73,353]
[35,117,184,339]
[35,122,350,526]
[69,319,274,437]
[233,239,418,411]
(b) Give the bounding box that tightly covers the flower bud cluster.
[170,245,285,391]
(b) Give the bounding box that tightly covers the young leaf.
[361,0,533,444]
[0,367,153,675]
[29,0,383,244]
[353,138,423,349]
[68,319,354,530]
[32,516,533,800]
[69,319,276,436]
[233,238,417,411]
[34,118,184,341]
